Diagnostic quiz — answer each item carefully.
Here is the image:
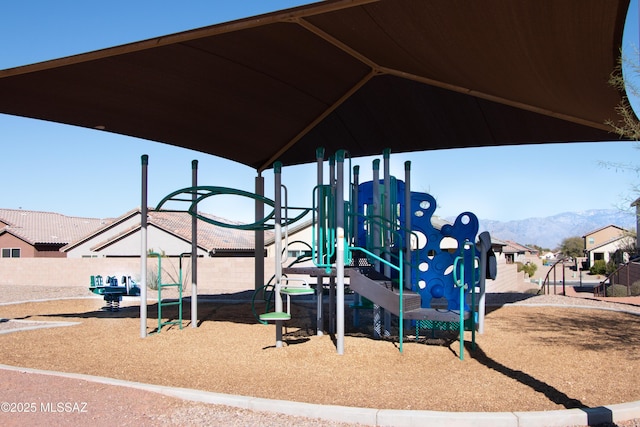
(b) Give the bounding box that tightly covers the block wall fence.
[0,257,531,294]
[0,257,276,295]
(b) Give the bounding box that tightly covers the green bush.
[630,280,640,296]
[605,284,629,297]
[605,260,618,275]
[523,263,537,277]
[590,259,607,275]
[516,262,537,277]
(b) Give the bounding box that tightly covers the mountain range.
[468,209,637,250]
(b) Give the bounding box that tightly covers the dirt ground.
[1,288,640,418]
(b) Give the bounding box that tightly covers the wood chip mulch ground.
[1,285,640,426]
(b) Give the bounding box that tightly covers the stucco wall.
[0,254,530,295]
[0,257,276,294]
[584,226,624,251]
[0,233,36,258]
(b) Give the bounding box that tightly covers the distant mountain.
[471,209,637,250]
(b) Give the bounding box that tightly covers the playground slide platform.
[347,268,421,317]
[402,307,469,322]
[282,267,468,323]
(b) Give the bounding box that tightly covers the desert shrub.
[605,284,629,297]
[523,263,537,277]
[590,260,607,275]
[630,280,640,296]
[605,259,618,275]
[516,262,537,277]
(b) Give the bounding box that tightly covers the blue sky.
[1,0,639,225]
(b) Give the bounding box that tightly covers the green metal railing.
[312,184,336,272]
[149,252,185,333]
[156,185,310,231]
[452,241,479,360]
[349,245,405,352]
[351,211,418,280]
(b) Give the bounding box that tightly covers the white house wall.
[65,215,140,258]
[588,237,634,265]
[101,226,208,258]
[66,220,209,258]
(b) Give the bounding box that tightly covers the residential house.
[0,208,106,258]
[502,240,537,264]
[63,208,264,258]
[582,225,634,266]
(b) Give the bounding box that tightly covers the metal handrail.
[537,257,569,295]
[349,245,405,352]
[593,260,637,297]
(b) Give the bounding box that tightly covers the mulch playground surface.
[1,289,640,414]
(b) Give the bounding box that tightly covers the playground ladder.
[149,252,184,332]
[157,277,183,332]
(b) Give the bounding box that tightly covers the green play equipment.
[148,252,187,332]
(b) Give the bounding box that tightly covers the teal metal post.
[140,155,148,338]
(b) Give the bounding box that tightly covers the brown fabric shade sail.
[0,0,632,171]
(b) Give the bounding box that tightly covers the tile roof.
[62,208,269,253]
[502,240,536,254]
[581,224,626,238]
[0,208,108,245]
[148,210,265,251]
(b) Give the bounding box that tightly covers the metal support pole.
[335,150,346,355]
[477,231,490,334]
[383,149,391,337]
[404,161,411,335]
[140,154,148,338]
[352,165,361,327]
[191,160,198,328]
[316,148,325,336]
[562,260,566,296]
[317,274,324,335]
[404,161,411,291]
[255,173,265,293]
[372,159,381,339]
[274,162,284,348]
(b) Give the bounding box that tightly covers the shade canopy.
[0,0,632,171]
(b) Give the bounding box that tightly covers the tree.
[603,55,640,209]
[607,54,640,140]
[525,243,550,254]
[559,236,584,258]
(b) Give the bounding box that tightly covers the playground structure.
[147,251,188,333]
[140,148,496,359]
[276,148,497,359]
[89,274,140,311]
